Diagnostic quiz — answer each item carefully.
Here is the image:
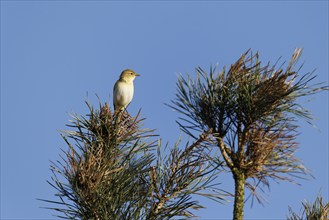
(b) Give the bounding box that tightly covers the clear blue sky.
[1,1,328,219]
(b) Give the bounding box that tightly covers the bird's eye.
[130,72,134,75]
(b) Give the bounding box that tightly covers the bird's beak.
[135,73,141,77]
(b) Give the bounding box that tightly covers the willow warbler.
[113,69,140,112]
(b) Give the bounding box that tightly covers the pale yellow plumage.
[113,69,140,112]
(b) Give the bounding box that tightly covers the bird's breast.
[114,81,134,107]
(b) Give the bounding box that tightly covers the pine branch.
[42,99,226,219]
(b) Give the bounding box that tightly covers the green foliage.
[287,194,329,220]
[42,101,225,219]
[147,131,225,219]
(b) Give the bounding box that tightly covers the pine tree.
[169,49,328,220]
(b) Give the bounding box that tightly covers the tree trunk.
[233,170,245,220]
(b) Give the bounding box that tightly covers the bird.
[113,69,140,112]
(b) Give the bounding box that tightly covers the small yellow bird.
[113,69,140,112]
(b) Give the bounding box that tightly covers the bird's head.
[120,69,140,82]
